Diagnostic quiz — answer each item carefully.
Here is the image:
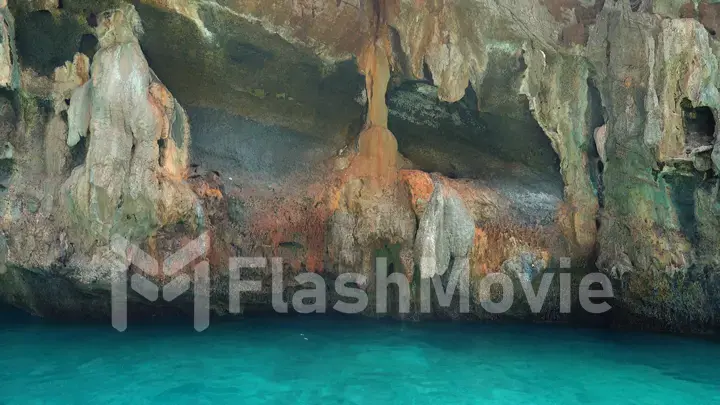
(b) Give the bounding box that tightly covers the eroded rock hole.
[87,13,98,28]
[0,157,12,194]
[461,81,480,111]
[157,138,167,167]
[79,34,99,61]
[70,134,88,169]
[422,60,434,84]
[516,50,528,72]
[681,98,716,151]
[587,78,606,130]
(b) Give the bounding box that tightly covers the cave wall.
[0,0,719,332]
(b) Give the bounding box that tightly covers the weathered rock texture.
[327,33,417,307]
[521,48,599,255]
[63,5,196,244]
[414,177,475,280]
[586,2,720,330]
[0,0,719,333]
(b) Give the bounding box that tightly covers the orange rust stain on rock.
[148,81,190,181]
[354,126,398,186]
[347,12,405,190]
[358,39,392,128]
[74,54,90,84]
[327,180,345,213]
[242,190,331,273]
[305,254,320,274]
[469,227,490,276]
[469,222,552,277]
[149,82,174,112]
[344,25,402,191]
[358,126,398,170]
[400,170,434,216]
[149,83,175,141]
[623,76,632,88]
[195,184,223,200]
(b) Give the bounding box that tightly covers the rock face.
[0,0,720,333]
[327,35,417,308]
[586,2,720,330]
[414,178,475,280]
[521,48,599,255]
[63,5,196,243]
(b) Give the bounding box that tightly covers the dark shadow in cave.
[665,172,704,245]
[135,2,364,134]
[70,134,88,169]
[86,12,98,27]
[422,61,434,84]
[134,2,367,195]
[79,33,99,61]
[662,99,718,244]
[387,81,564,224]
[681,98,716,151]
[14,9,88,76]
[587,77,606,208]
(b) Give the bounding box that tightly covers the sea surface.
[1,312,719,405]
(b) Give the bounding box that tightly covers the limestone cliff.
[0,0,719,332]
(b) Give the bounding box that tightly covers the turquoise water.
[1,315,719,405]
